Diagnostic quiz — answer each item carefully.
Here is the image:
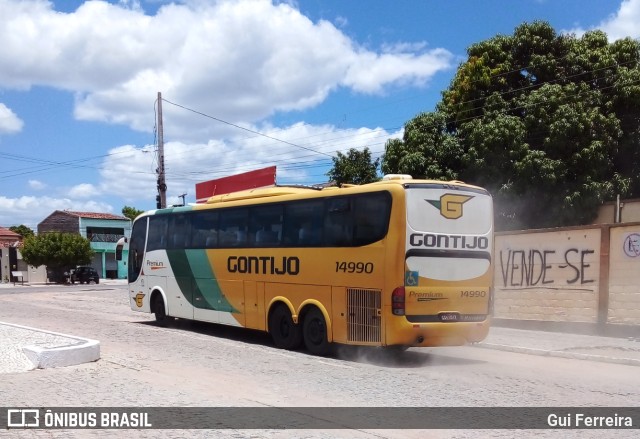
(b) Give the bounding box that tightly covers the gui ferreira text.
[547,412,633,428]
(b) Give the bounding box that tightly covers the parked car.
[71,266,100,284]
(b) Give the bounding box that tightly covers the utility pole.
[156,92,167,209]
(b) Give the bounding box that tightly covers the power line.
[161,98,334,158]
[0,149,155,180]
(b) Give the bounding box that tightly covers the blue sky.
[0,0,637,228]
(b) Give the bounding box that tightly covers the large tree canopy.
[21,232,94,282]
[382,21,640,230]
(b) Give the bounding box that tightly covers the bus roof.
[203,177,487,204]
[133,177,489,219]
[206,185,322,204]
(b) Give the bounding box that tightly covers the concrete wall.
[494,223,640,328]
[607,225,640,325]
[0,248,47,284]
[594,198,640,224]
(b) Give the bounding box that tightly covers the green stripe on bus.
[167,249,238,313]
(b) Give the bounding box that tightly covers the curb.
[1,322,100,369]
[476,342,640,367]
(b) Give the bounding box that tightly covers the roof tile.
[65,211,129,221]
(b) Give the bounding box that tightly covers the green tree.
[9,225,35,239]
[122,206,144,221]
[327,147,380,186]
[382,21,640,230]
[21,233,94,283]
[381,111,463,180]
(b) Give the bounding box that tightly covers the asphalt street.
[2,280,639,373]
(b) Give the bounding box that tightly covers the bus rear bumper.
[385,319,491,347]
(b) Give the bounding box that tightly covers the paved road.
[0,282,638,438]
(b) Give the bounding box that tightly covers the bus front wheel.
[303,307,330,356]
[152,294,169,327]
[269,305,302,350]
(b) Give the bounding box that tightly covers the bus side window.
[147,215,169,251]
[219,230,237,246]
[256,230,278,245]
[297,222,313,244]
[205,232,218,248]
[324,197,353,246]
[189,211,218,248]
[219,208,248,247]
[168,214,191,249]
[353,192,391,245]
[191,211,219,248]
[250,204,283,247]
[283,200,323,246]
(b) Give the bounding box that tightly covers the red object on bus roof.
[195,166,277,203]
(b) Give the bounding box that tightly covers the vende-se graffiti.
[499,248,596,288]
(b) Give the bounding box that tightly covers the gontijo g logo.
[134,293,145,308]
[427,194,474,220]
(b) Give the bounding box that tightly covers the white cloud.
[343,49,453,94]
[0,0,436,225]
[598,0,640,40]
[67,183,99,198]
[0,195,113,229]
[0,0,452,138]
[97,122,400,204]
[99,144,164,202]
[0,102,23,134]
[564,0,640,40]
[28,180,46,190]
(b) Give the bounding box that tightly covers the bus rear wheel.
[269,305,302,350]
[152,294,169,327]
[303,307,330,356]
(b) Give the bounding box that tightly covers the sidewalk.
[1,319,639,374]
[478,326,640,366]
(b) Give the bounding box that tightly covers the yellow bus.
[117,175,493,355]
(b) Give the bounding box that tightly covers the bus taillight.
[392,287,405,316]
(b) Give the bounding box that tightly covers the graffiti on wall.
[498,248,596,290]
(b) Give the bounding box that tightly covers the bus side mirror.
[116,237,128,261]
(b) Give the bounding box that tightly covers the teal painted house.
[37,210,131,279]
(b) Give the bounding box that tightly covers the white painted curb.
[2,322,100,369]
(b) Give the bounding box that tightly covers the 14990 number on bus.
[335,261,374,274]
[460,290,486,298]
